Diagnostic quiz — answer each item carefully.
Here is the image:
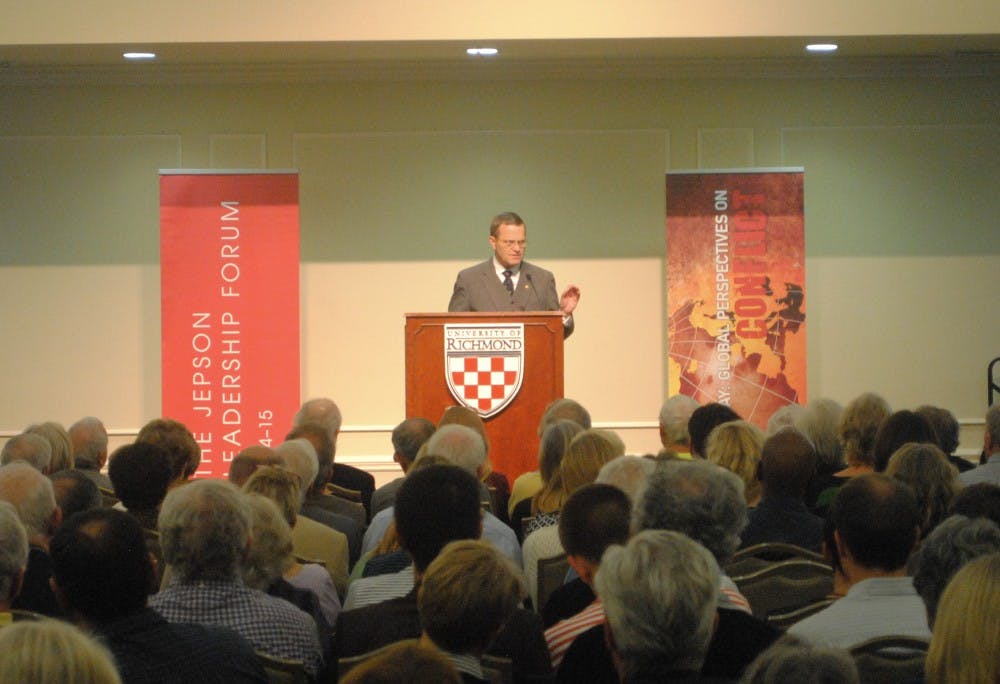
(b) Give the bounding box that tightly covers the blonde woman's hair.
[838,393,891,467]
[885,443,958,537]
[242,465,300,527]
[26,421,74,472]
[705,420,764,505]
[561,429,625,495]
[242,493,295,589]
[925,552,1000,684]
[0,619,121,684]
[531,420,585,515]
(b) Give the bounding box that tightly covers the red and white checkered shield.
[444,323,525,418]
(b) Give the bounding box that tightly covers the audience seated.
[957,404,1000,487]
[884,442,959,538]
[0,501,29,619]
[833,392,891,481]
[915,404,975,473]
[26,421,74,472]
[68,416,113,489]
[658,394,700,459]
[0,619,122,684]
[339,639,461,684]
[439,405,512,523]
[0,433,53,473]
[335,464,551,683]
[50,469,101,521]
[871,409,936,473]
[227,445,281,487]
[370,417,436,517]
[788,474,929,647]
[741,634,859,684]
[688,403,741,459]
[134,418,201,490]
[924,552,1000,684]
[705,420,765,506]
[594,530,724,684]
[50,507,267,683]
[0,462,63,616]
[740,427,824,553]
[293,397,375,516]
[418,539,526,682]
[107,443,173,532]
[509,398,592,517]
[150,479,323,678]
[510,419,584,540]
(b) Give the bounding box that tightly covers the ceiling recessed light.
[466,47,498,57]
[123,52,157,61]
[806,43,838,53]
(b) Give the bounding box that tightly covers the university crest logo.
[444,323,525,418]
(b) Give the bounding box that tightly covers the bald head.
[228,445,281,487]
[759,428,817,499]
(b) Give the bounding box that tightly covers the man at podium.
[448,211,580,338]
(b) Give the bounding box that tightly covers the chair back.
[481,654,513,684]
[766,597,836,630]
[338,639,420,679]
[729,542,826,565]
[536,554,570,615]
[849,635,929,684]
[256,651,308,684]
[732,559,833,619]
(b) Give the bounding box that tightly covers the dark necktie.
[502,270,514,296]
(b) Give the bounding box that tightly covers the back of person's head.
[391,418,436,465]
[658,395,700,448]
[949,482,1000,526]
[107,442,173,514]
[925,553,1000,684]
[0,501,28,606]
[838,392,891,466]
[339,640,461,684]
[985,404,1000,450]
[50,469,101,520]
[635,459,748,564]
[242,465,301,528]
[286,422,334,486]
[561,429,625,495]
[595,455,656,505]
[25,422,74,472]
[885,442,958,537]
[830,473,919,572]
[293,397,342,442]
[741,634,859,684]
[135,418,201,481]
[759,427,817,499]
[274,438,319,502]
[227,445,281,487]
[394,465,481,571]
[538,398,592,436]
[438,406,490,453]
[595,529,720,676]
[68,417,108,469]
[559,484,631,563]
[705,420,764,504]
[158,479,250,583]
[0,461,58,539]
[909,514,1000,626]
[241,493,294,590]
[422,424,486,476]
[766,403,805,435]
[688,402,741,458]
[914,405,961,456]
[1,433,53,472]
[793,398,845,471]
[871,409,935,472]
[538,420,583,483]
[419,539,525,655]
[50,507,153,623]
[0,620,121,684]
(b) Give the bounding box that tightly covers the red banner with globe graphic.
[666,169,806,428]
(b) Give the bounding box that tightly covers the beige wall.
[1,72,997,471]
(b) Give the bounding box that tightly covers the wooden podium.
[405,311,564,479]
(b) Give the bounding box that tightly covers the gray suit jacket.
[448,259,574,337]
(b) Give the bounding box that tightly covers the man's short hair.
[915,405,961,455]
[0,501,28,604]
[871,410,936,472]
[67,417,108,470]
[910,514,1000,626]
[391,418,436,464]
[158,479,250,583]
[766,403,805,435]
[634,459,748,564]
[793,398,844,470]
[25,422,74,472]
[538,398,592,436]
[227,445,281,487]
[559,484,631,563]
[0,433,52,472]
[742,634,859,684]
[423,424,485,476]
[658,395,699,447]
[596,455,656,505]
[759,427,818,498]
[50,470,101,520]
[293,398,342,442]
[830,474,920,572]
[885,442,959,537]
[394,465,481,571]
[489,211,525,237]
[838,392,891,468]
[275,438,319,503]
[339,640,461,684]
[286,422,334,488]
[135,418,201,481]
[0,462,58,538]
[949,482,1000,526]
[107,443,173,513]
[419,539,525,655]
[595,530,720,675]
[50,508,153,623]
[687,403,741,458]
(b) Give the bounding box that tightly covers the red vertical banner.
[666,169,806,428]
[160,172,300,479]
